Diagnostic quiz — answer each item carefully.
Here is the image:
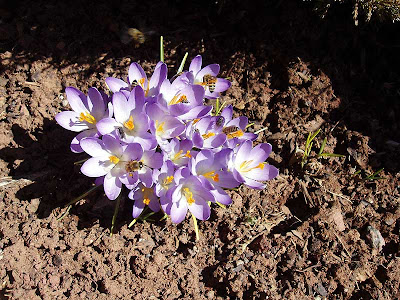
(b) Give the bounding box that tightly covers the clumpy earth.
[0,0,399,299]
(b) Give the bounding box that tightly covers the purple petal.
[210,133,227,148]
[189,55,202,75]
[121,143,143,161]
[87,87,105,119]
[170,201,188,223]
[80,137,109,157]
[112,92,130,123]
[221,105,233,122]
[246,164,279,181]
[214,78,231,93]
[236,140,253,163]
[130,192,145,218]
[243,177,265,190]
[188,200,211,221]
[148,195,160,213]
[197,64,220,79]
[148,63,167,96]
[81,157,111,177]
[105,77,129,93]
[211,187,232,205]
[70,129,98,153]
[96,118,120,135]
[102,135,123,157]
[55,111,89,132]
[128,62,146,85]
[104,174,122,200]
[215,171,241,189]
[65,87,88,113]
[143,151,163,169]
[128,86,145,111]
[251,143,273,162]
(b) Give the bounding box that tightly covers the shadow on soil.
[0,119,125,229]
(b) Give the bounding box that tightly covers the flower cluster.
[56,55,279,223]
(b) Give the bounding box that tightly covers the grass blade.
[177,52,188,74]
[160,36,164,63]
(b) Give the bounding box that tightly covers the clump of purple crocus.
[56,55,279,225]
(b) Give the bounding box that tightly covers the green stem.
[192,214,200,241]
[128,218,137,228]
[110,194,122,236]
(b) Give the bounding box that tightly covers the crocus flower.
[55,87,112,153]
[129,183,160,218]
[96,88,156,150]
[158,79,212,120]
[190,149,240,205]
[80,135,143,200]
[220,105,257,146]
[147,102,186,144]
[105,62,167,101]
[153,160,176,198]
[228,140,279,189]
[163,172,214,223]
[192,116,227,149]
[160,138,194,167]
[188,55,231,99]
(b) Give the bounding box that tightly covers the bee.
[216,116,225,126]
[222,126,240,135]
[211,116,225,131]
[120,27,155,48]
[203,74,217,92]
[125,160,144,173]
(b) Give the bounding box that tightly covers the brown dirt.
[1,0,399,299]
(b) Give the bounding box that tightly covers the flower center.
[124,115,135,131]
[172,150,192,162]
[169,94,188,105]
[161,175,174,190]
[182,187,195,205]
[109,155,120,164]
[79,112,96,124]
[239,160,265,172]
[203,171,219,182]
[155,120,165,134]
[141,187,153,205]
[226,129,244,139]
[202,132,215,140]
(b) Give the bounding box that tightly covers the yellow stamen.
[227,130,244,139]
[193,118,200,124]
[185,151,192,158]
[141,187,153,205]
[203,171,219,182]
[161,175,174,190]
[183,187,195,205]
[173,150,183,161]
[169,94,187,105]
[239,160,265,172]
[156,120,165,134]
[202,132,215,140]
[139,77,146,88]
[109,155,120,164]
[124,115,135,131]
[79,112,96,124]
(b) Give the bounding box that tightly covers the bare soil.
[0,0,399,299]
